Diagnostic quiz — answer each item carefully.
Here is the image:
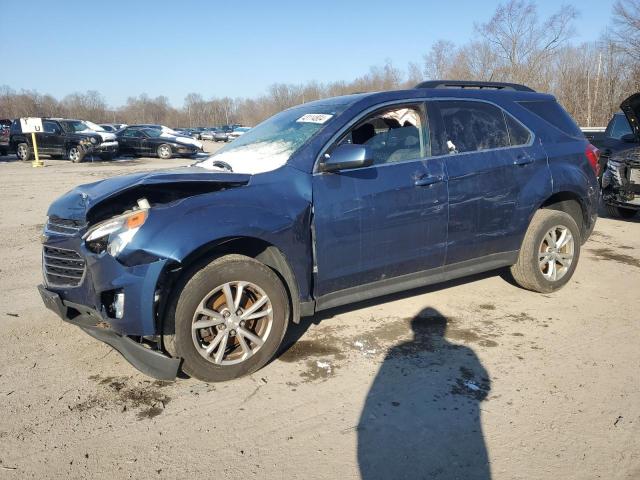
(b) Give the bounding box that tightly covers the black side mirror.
[621,133,638,143]
[321,144,374,172]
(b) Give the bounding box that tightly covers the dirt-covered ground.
[0,146,638,479]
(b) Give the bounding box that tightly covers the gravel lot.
[0,145,639,479]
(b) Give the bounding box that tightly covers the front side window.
[60,120,89,133]
[121,129,141,138]
[334,105,427,165]
[436,101,510,154]
[42,120,59,134]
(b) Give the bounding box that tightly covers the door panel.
[39,120,64,154]
[312,158,448,296]
[430,100,550,264]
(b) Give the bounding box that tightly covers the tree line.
[1,0,638,129]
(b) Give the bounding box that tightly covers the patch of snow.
[316,361,332,373]
[196,140,293,174]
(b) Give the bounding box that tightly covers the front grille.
[46,216,85,236]
[43,246,85,287]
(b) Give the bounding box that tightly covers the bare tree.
[476,0,577,84]
[612,0,640,61]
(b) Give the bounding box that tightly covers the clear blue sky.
[0,0,617,108]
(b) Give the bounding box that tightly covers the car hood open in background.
[47,167,251,222]
[620,93,640,137]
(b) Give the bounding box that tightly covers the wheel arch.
[161,236,302,332]
[538,191,588,241]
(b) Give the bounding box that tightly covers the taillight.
[585,143,600,177]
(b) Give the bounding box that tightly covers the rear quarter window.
[518,100,582,137]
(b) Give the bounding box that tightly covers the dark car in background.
[600,93,640,219]
[589,95,640,181]
[38,80,599,382]
[0,119,11,156]
[10,118,119,162]
[116,126,203,159]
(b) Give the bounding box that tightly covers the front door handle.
[414,174,444,187]
[514,155,534,166]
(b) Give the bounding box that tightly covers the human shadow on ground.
[357,307,492,480]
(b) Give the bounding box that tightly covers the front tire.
[16,143,31,161]
[157,144,172,159]
[67,145,85,163]
[169,255,289,382]
[605,204,638,219]
[510,209,581,293]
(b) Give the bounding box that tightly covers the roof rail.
[415,80,535,92]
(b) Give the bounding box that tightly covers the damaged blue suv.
[39,81,600,382]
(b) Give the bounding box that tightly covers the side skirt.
[312,251,518,313]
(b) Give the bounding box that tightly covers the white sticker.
[296,113,333,124]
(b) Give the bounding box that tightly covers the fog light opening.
[113,292,125,319]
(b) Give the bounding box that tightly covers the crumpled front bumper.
[38,284,180,380]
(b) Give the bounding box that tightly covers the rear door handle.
[514,155,534,166]
[414,174,444,187]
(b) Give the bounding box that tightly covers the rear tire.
[510,209,581,293]
[168,254,289,382]
[605,204,638,219]
[16,143,31,161]
[157,144,172,159]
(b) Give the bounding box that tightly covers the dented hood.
[48,167,251,221]
[620,93,640,137]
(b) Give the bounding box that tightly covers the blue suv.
[38,81,600,381]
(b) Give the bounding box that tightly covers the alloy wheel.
[538,225,574,281]
[191,281,273,366]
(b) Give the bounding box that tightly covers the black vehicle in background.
[10,118,119,162]
[601,93,640,219]
[116,126,202,159]
[0,119,11,156]
[590,96,640,180]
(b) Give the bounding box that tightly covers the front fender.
[121,167,314,301]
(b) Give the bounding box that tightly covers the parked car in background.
[581,126,606,145]
[228,126,251,140]
[213,129,230,142]
[588,97,640,181]
[10,118,118,162]
[600,92,640,219]
[0,119,11,156]
[199,130,215,141]
[116,126,203,159]
[38,80,599,382]
[100,123,127,132]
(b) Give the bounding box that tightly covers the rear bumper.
[38,284,180,380]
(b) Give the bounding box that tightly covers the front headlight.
[84,210,148,257]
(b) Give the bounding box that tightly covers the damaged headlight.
[83,209,148,257]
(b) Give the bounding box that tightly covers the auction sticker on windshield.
[296,113,333,124]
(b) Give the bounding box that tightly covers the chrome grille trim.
[46,216,85,236]
[43,246,86,287]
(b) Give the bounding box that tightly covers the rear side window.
[518,100,582,137]
[435,101,510,154]
[505,114,531,146]
[605,114,632,140]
